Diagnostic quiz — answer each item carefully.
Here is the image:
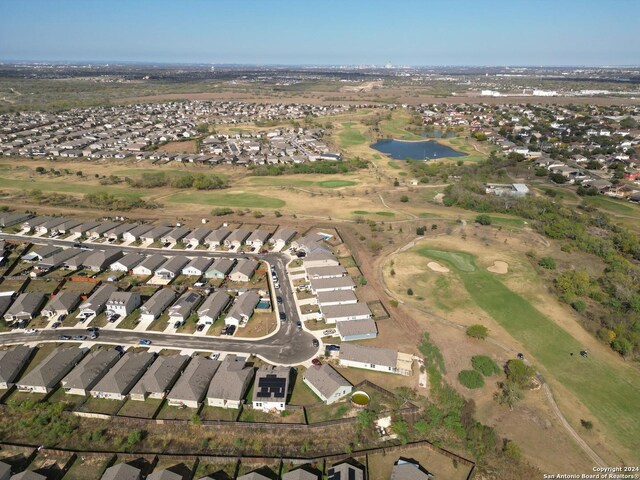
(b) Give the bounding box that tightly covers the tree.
[358,275,367,286]
[580,419,594,430]
[538,256,557,269]
[495,381,523,410]
[407,288,414,296]
[619,116,637,129]
[611,337,633,357]
[35,166,46,174]
[549,173,568,184]
[416,226,426,235]
[457,370,485,389]
[400,195,409,203]
[471,355,500,376]
[505,359,535,388]
[475,214,492,225]
[466,324,488,340]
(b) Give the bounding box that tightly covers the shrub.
[389,299,398,308]
[407,288,414,296]
[458,370,485,389]
[505,359,535,388]
[211,207,233,216]
[571,300,587,313]
[538,257,556,269]
[400,195,409,203]
[358,275,367,286]
[471,355,500,377]
[466,324,488,340]
[475,214,492,225]
[580,419,593,430]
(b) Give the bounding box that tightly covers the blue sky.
[1,0,638,66]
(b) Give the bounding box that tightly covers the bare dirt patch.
[487,260,509,274]
[427,261,450,273]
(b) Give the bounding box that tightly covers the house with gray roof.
[71,221,102,235]
[168,291,202,323]
[246,230,271,249]
[228,258,259,283]
[78,284,118,319]
[0,345,33,389]
[390,459,433,480]
[0,460,10,480]
[4,293,46,323]
[63,250,92,270]
[90,351,155,400]
[132,254,166,276]
[204,258,235,279]
[206,354,253,409]
[140,288,176,322]
[16,347,85,393]
[237,471,274,480]
[147,469,183,480]
[100,463,142,480]
[182,257,213,276]
[339,344,412,376]
[306,265,346,280]
[42,291,81,318]
[205,229,230,247]
[106,291,141,318]
[140,225,173,243]
[122,224,153,242]
[303,248,339,268]
[0,212,31,228]
[88,221,119,238]
[321,302,371,324]
[11,471,47,480]
[62,349,121,396]
[110,253,145,272]
[130,354,188,401]
[282,466,320,480]
[53,218,82,234]
[34,217,67,234]
[270,228,296,249]
[156,256,189,279]
[337,318,378,341]
[106,223,136,240]
[316,290,358,307]
[34,247,83,273]
[161,227,191,244]
[21,216,53,232]
[327,461,364,480]
[303,364,352,405]
[25,245,61,261]
[82,249,123,272]
[310,276,355,294]
[197,291,232,325]
[183,227,210,246]
[225,291,260,327]
[291,233,325,252]
[224,229,251,249]
[252,365,290,412]
[0,294,11,319]
[167,356,219,408]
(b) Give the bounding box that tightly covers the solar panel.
[256,375,286,398]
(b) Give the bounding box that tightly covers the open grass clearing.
[77,396,124,415]
[288,369,320,406]
[199,405,241,422]
[166,191,285,209]
[337,124,368,148]
[305,400,353,424]
[583,196,640,216]
[0,176,145,199]
[417,247,640,458]
[63,455,113,480]
[367,444,470,480]
[117,398,163,418]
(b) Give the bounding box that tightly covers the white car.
[322,329,337,336]
[25,328,38,334]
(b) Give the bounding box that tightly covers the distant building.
[484,183,529,197]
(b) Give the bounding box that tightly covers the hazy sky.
[1,0,638,66]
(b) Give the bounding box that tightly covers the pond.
[371,139,464,161]
[422,130,456,139]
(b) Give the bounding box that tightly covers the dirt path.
[378,192,418,219]
[380,235,607,469]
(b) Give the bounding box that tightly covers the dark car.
[312,339,319,347]
[108,314,120,323]
[516,353,525,360]
[296,251,306,258]
[296,320,302,329]
[326,344,341,351]
[72,335,86,341]
[86,327,98,333]
[139,339,152,346]
[277,296,283,304]
[51,322,61,329]
[114,345,125,354]
[225,325,236,336]
[90,332,98,340]
[173,321,182,329]
[58,314,67,322]
[311,358,321,366]
[279,311,286,321]
[196,323,206,332]
[58,335,71,341]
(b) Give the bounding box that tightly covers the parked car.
[139,339,152,346]
[277,296,283,304]
[173,321,182,329]
[326,344,341,351]
[86,327,98,333]
[296,320,302,329]
[90,332,98,340]
[72,335,86,341]
[114,345,125,354]
[58,335,71,341]
[25,328,38,334]
[51,322,61,329]
[516,353,525,360]
[312,339,319,347]
[58,314,66,322]
[209,353,220,361]
[322,329,336,336]
[196,323,206,332]
[279,311,286,321]
[311,358,321,366]
[108,314,120,323]
[225,325,236,336]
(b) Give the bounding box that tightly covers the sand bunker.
[487,260,509,274]
[427,261,450,273]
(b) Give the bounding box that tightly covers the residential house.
[292,233,326,253]
[282,467,320,480]
[106,223,136,241]
[228,259,259,282]
[327,461,364,480]
[484,183,530,197]
[252,365,290,412]
[156,256,189,279]
[4,293,46,323]
[82,249,124,272]
[161,227,191,244]
[105,291,141,318]
[390,458,433,480]
[224,229,251,249]
[87,221,119,238]
[306,265,346,280]
[21,216,53,232]
[197,291,232,325]
[25,245,61,262]
[139,288,176,322]
[34,217,67,234]
[34,247,83,274]
[316,290,358,307]
[206,354,253,409]
[140,225,173,243]
[0,345,33,389]
[100,463,142,480]
[0,212,31,228]
[205,229,230,247]
[0,461,10,480]
[122,224,153,242]
[182,257,213,277]
[303,249,340,269]
[168,291,202,323]
[11,471,47,480]
[339,344,413,376]
[245,230,271,249]
[167,356,219,409]
[269,228,296,249]
[16,347,85,393]
[63,250,92,270]
[129,354,189,401]
[237,471,275,480]
[0,294,11,319]
[303,364,352,405]
[71,221,102,236]
[225,291,260,327]
[42,291,81,318]
[110,253,145,272]
[337,319,378,341]
[147,470,183,480]
[183,228,210,246]
[78,284,118,319]
[204,258,235,279]
[132,254,166,276]
[90,351,155,400]
[61,349,121,396]
[321,302,372,324]
[309,276,355,294]
[53,218,82,234]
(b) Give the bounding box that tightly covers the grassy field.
[338,123,367,148]
[248,177,357,188]
[352,210,395,217]
[583,196,640,216]
[417,248,640,457]
[317,180,357,188]
[378,111,423,141]
[0,176,145,198]
[166,191,285,208]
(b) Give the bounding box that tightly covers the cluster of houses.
[0,456,434,480]
[0,101,347,165]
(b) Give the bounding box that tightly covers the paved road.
[0,233,318,365]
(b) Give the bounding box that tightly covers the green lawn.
[112,168,193,177]
[387,161,401,169]
[0,176,145,198]
[487,216,526,228]
[317,180,357,188]
[418,248,640,456]
[166,191,285,208]
[248,177,316,187]
[338,125,367,148]
[352,210,395,217]
[584,196,640,216]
